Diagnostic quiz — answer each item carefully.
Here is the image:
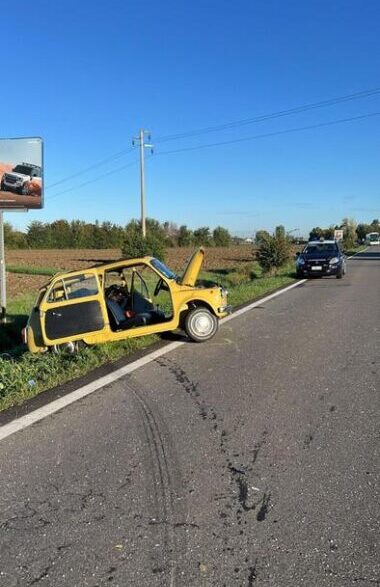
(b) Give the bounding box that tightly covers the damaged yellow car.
[23,248,231,353]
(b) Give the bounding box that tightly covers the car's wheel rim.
[191,312,214,337]
[53,341,77,354]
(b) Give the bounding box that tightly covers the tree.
[309,227,324,241]
[213,226,231,247]
[4,223,27,249]
[341,217,357,249]
[275,225,286,239]
[50,219,71,248]
[193,227,212,246]
[356,223,371,242]
[177,225,193,247]
[27,221,52,248]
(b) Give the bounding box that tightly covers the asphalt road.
[0,249,379,587]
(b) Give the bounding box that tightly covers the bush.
[122,229,166,261]
[256,233,292,275]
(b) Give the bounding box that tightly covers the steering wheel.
[154,278,169,297]
[106,284,127,299]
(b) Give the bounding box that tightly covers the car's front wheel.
[336,267,344,279]
[184,307,218,342]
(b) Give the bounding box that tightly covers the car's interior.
[104,264,173,331]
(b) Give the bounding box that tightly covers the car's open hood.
[179,248,204,286]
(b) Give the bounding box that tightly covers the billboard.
[0,137,43,210]
[334,229,344,241]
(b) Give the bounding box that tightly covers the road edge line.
[0,278,307,442]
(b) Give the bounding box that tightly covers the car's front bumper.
[218,304,233,315]
[2,182,22,193]
[298,263,341,277]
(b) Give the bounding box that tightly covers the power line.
[155,87,380,143]
[46,111,380,199]
[45,146,135,189]
[47,158,139,200]
[155,111,380,156]
[45,85,380,191]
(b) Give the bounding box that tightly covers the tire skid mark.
[126,378,188,587]
[156,356,266,585]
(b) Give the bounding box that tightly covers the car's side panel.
[45,300,104,340]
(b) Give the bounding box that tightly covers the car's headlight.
[329,257,339,265]
[297,257,305,265]
[220,287,229,297]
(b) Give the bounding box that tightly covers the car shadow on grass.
[0,312,28,356]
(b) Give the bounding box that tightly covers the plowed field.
[6,246,256,298]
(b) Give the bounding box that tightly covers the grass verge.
[7,265,59,276]
[0,262,296,412]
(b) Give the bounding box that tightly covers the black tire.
[184,307,218,342]
[336,268,343,279]
[52,340,86,354]
[22,183,29,195]
[296,270,304,279]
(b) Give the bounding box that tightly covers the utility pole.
[132,129,154,238]
[0,212,6,322]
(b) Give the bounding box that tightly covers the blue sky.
[2,0,379,237]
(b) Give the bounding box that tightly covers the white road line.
[346,246,368,259]
[0,250,366,442]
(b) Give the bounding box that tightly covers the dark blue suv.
[296,240,346,279]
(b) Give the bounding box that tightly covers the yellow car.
[23,248,231,353]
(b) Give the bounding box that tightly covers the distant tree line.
[308,218,379,249]
[4,218,234,250]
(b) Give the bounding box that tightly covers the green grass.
[0,261,296,412]
[7,265,60,276]
[344,244,367,256]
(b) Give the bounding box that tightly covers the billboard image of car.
[0,137,43,210]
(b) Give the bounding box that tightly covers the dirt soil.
[6,272,48,300]
[0,190,42,209]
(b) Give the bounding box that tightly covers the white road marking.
[0,250,367,441]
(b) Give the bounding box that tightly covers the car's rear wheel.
[52,340,85,354]
[184,307,218,342]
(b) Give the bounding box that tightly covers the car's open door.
[40,271,107,345]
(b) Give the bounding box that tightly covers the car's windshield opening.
[303,243,338,254]
[12,165,35,175]
[150,258,177,280]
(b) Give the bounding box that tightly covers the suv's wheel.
[184,307,218,342]
[336,267,344,279]
[22,183,29,195]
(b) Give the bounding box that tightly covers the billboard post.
[0,137,43,322]
[0,211,6,322]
